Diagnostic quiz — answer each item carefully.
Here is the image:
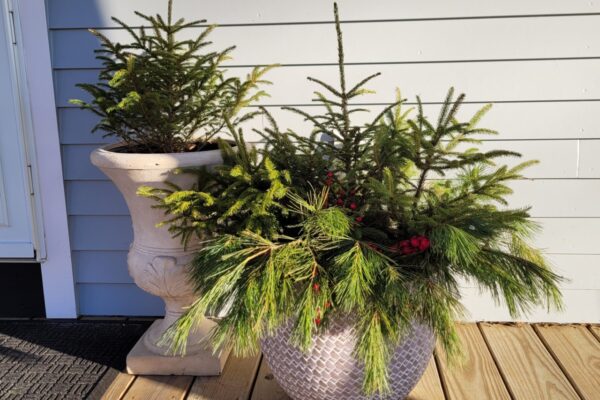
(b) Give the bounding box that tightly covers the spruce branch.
[70,0,272,153]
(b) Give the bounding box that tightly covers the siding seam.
[55,99,600,109]
[48,11,600,30]
[50,56,600,70]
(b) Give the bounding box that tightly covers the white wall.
[47,0,600,321]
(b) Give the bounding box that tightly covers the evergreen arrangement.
[138,127,292,246]
[147,3,563,396]
[70,0,272,153]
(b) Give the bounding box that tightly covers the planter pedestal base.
[126,320,230,376]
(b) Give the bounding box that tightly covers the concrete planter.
[90,143,229,376]
[260,317,434,400]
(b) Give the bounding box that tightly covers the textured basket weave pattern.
[260,318,435,400]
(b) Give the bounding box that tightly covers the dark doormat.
[0,320,151,400]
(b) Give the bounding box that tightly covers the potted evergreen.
[70,0,272,375]
[148,3,563,398]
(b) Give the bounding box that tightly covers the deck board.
[535,324,600,400]
[480,323,580,400]
[105,323,598,400]
[589,325,600,341]
[122,375,193,400]
[437,324,510,400]
[250,358,290,400]
[406,357,446,400]
[100,373,136,400]
[187,355,261,400]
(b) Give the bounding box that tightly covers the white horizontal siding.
[50,16,600,69]
[46,0,600,29]
[62,140,586,180]
[77,283,163,316]
[246,102,600,141]
[578,140,600,177]
[507,180,600,217]
[47,0,600,320]
[459,254,600,290]
[73,250,131,283]
[475,141,579,178]
[61,144,106,180]
[58,101,600,143]
[65,181,127,215]
[532,218,600,255]
[68,215,132,251]
[66,215,600,255]
[57,108,114,144]
[459,288,600,323]
[54,60,600,107]
[528,255,600,291]
[64,179,600,218]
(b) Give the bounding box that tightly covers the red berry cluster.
[323,171,366,222]
[314,301,332,326]
[311,281,333,326]
[333,188,364,221]
[325,171,334,186]
[312,283,322,325]
[391,235,430,255]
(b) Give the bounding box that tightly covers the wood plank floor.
[100,323,600,400]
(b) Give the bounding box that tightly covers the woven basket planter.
[260,317,435,400]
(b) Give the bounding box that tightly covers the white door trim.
[13,0,77,317]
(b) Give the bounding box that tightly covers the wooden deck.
[99,323,600,400]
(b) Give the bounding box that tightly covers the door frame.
[9,0,77,317]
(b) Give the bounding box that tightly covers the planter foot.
[126,320,230,376]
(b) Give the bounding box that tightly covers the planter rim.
[90,142,224,170]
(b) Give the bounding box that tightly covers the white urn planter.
[90,142,230,376]
[260,317,434,400]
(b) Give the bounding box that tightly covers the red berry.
[349,202,357,210]
[399,240,410,249]
[315,317,321,326]
[325,301,332,309]
[325,178,333,186]
[336,198,344,206]
[326,171,334,177]
[418,237,430,251]
[410,236,420,248]
[355,216,364,223]
[313,283,320,292]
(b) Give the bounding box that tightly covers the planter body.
[261,317,434,400]
[90,143,229,375]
